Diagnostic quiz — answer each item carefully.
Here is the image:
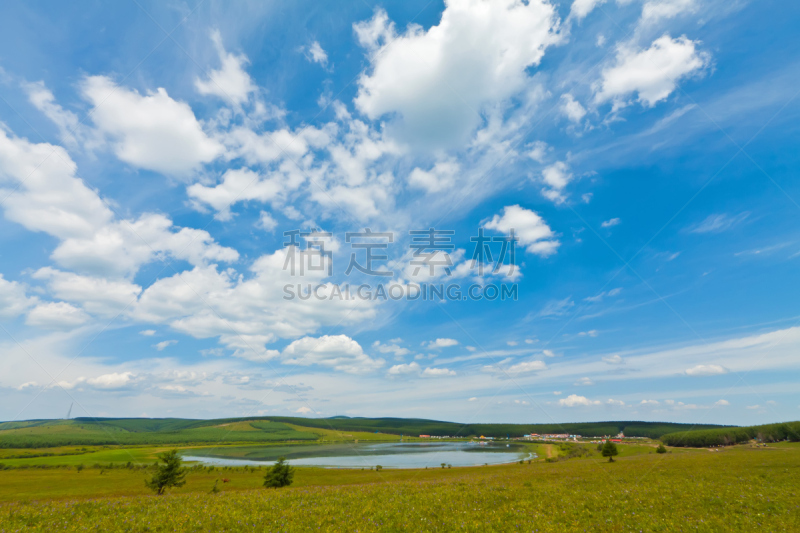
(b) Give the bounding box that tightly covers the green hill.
[0,416,729,448]
[0,418,318,448]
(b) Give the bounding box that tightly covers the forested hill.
[260,416,726,439]
[0,416,728,448]
[661,420,800,447]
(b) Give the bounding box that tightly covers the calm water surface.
[182,441,534,468]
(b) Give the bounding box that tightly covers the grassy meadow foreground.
[1,443,799,531]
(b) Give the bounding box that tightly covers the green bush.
[601,441,618,462]
[145,450,187,495]
[263,457,294,488]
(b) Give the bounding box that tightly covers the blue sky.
[1,0,799,425]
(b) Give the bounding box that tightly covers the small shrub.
[263,457,294,488]
[145,450,187,495]
[656,444,667,454]
[601,441,619,462]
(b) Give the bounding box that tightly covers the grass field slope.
[1,443,798,531]
[0,417,728,448]
[0,419,319,448]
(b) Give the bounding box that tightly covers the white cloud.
[154,340,178,351]
[578,330,598,337]
[506,359,547,374]
[537,297,574,318]
[373,341,410,358]
[641,0,697,24]
[187,168,288,221]
[585,288,621,303]
[685,364,728,376]
[23,81,94,149]
[602,354,624,364]
[222,124,327,166]
[468,397,478,401]
[569,0,607,20]
[485,205,560,256]
[0,275,35,318]
[256,211,278,232]
[129,249,377,362]
[425,338,459,349]
[595,35,709,107]
[714,399,730,406]
[353,1,561,148]
[542,349,556,357]
[601,217,621,228]
[387,361,421,376]
[139,330,156,336]
[26,302,90,329]
[32,268,141,316]
[539,162,573,204]
[0,127,113,240]
[606,398,625,406]
[689,212,749,234]
[51,213,239,278]
[82,75,223,175]
[574,376,594,386]
[295,406,314,414]
[408,160,459,193]
[422,367,457,377]
[0,126,237,280]
[745,404,760,410]
[85,371,136,390]
[640,399,660,405]
[53,371,141,391]
[558,394,601,407]
[560,93,587,123]
[527,141,549,163]
[302,41,329,67]
[195,30,257,106]
[282,335,384,374]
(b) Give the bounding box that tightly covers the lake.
[182,441,534,469]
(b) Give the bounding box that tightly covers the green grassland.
[0,443,797,531]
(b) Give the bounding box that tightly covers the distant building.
[419,434,430,438]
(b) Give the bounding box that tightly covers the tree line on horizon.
[660,421,800,447]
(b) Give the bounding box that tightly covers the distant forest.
[660,421,800,447]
